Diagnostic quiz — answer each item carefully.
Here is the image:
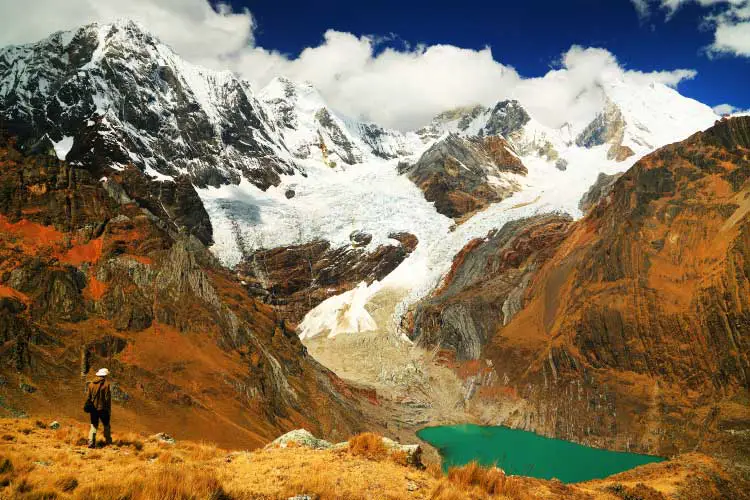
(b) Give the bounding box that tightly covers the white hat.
[96,368,109,377]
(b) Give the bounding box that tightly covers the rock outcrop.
[576,100,634,162]
[268,429,423,467]
[400,134,526,220]
[408,215,572,360]
[237,233,418,323]
[578,172,623,214]
[481,100,531,138]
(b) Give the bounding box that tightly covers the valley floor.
[0,418,746,499]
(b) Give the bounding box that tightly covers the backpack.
[83,384,95,413]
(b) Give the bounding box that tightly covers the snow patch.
[52,136,74,160]
[299,282,382,339]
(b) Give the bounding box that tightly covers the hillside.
[0,419,746,500]
[0,130,370,448]
[407,116,750,460]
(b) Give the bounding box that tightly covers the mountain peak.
[0,19,297,189]
[260,76,325,107]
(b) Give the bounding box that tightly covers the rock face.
[237,233,418,323]
[578,172,623,214]
[575,100,634,162]
[0,132,368,448]
[0,20,296,190]
[481,100,531,138]
[400,134,526,220]
[115,166,214,245]
[408,215,572,360]
[259,77,417,167]
[445,116,750,458]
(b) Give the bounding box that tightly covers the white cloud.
[227,31,523,130]
[229,40,696,130]
[633,0,747,17]
[713,103,750,114]
[630,0,750,57]
[506,46,697,129]
[631,0,653,19]
[0,0,699,130]
[707,3,750,56]
[0,0,254,66]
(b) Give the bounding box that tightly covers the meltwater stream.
[417,424,664,483]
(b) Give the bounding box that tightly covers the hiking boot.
[87,442,96,449]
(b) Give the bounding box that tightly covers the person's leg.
[101,411,112,445]
[88,411,100,448]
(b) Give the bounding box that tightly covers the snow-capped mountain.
[0,20,721,341]
[418,78,718,170]
[0,20,296,189]
[260,77,422,167]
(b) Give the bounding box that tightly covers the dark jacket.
[86,377,111,412]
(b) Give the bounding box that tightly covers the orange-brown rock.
[0,132,369,448]
[476,117,750,458]
[400,134,526,220]
[237,231,418,323]
[409,214,572,359]
[409,117,750,461]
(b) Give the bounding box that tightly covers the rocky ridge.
[260,77,420,168]
[236,231,418,324]
[407,117,750,460]
[407,214,572,359]
[0,20,297,190]
[399,134,527,220]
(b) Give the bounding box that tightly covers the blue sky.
[231,0,748,113]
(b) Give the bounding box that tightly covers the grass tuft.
[0,456,13,474]
[446,462,507,495]
[53,475,78,493]
[348,432,388,460]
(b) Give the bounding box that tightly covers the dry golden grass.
[0,418,742,500]
[425,462,535,500]
[53,476,78,493]
[447,462,505,493]
[348,432,388,460]
[347,432,416,468]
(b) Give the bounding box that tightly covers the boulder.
[49,421,60,430]
[381,437,422,467]
[268,430,423,467]
[150,432,175,445]
[349,230,372,247]
[267,429,332,450]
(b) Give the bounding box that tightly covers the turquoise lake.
[417,424,664,483]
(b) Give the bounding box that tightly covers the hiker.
[84,368,112,448]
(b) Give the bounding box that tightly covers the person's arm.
[104,384,112,412]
